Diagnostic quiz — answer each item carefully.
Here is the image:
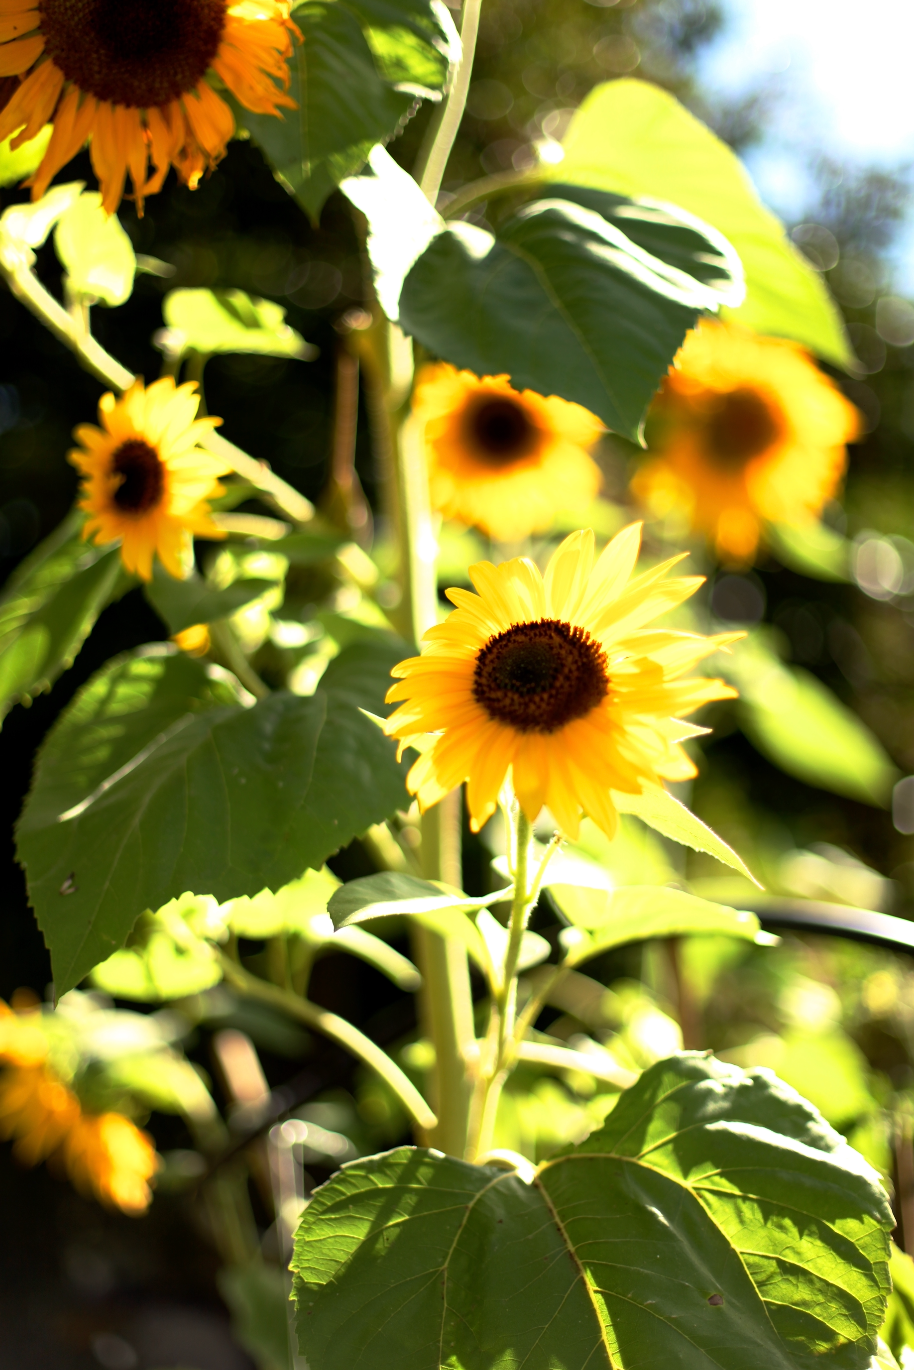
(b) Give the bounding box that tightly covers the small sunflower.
[385,524,740,838]
[70,377,230,580]
[412,363,604,542]
[632,319,861,564]
[0,0,298,213]
[0,1001,158,1214]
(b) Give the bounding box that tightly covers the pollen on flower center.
[472,619,609,733]
[111,439,165,513]
[705,387,783,468]
[39,0,227,107]
[464,397,537,466]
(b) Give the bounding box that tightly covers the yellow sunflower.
[412,363,604,542]
[0,0,298,213]
[0,1000,158,1214]
[385,524,740,838]
[632,319,861,564]
[69,376,230,580]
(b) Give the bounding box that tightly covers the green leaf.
[17,639,410,993]
[90,895,224,1002]
[551,79,851,367]
[0,511,130,723]
[0,181,82,251]
[219,1262,293,1370]
[728,641,898,805]
[144,565,278,635]
[613,785,761,884]
[292,1052,892,1370]
[270,530,345,564]
[240,0,457,219]
[346,149,741,439]
[54,191,136,306]
[161,288,311,357]
[226,866,341,937]
[551,885,761,966]
[767,520,852,582]
[881,1243,914,1365]
[328,870,510,926]
[0,125,52,189]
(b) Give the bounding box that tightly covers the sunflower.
[385,524,740,838]
[412,364,604,542]
[0,0,298,214]
[631,319,861,564]
[0,1001,158,1214]
[70,377,230,580]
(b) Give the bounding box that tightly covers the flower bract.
[632,319,861,564]
[0,1000,158,1214]
[0,0,298,213]
[385,524,741,838]
[70,376,230,580]
[412,363,604,542]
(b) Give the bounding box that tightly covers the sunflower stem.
[442,168,544,220]
[208,621,271,700]
[415,0,484,204]
[498,806,532,1050]
[0,254,314,527]
[216,953,437,1133]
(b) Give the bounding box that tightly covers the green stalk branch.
[0,254,314,526]
[442,169,544,220]
[415,0,484,204]
[217,953,437,1133]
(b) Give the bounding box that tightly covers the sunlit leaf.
[292,1053,892,1370]
[552,79,851,366]
[613,785,761,884]
[552,885,760,966]
[0,125,52,189]
[881,1244,914,1366]
[54,191,136,306]
[767,520,852,582]
[240,0,458,219]
[0,181,82,250]
[90,894,223,1002]
[162,288,311,357]
[145,565,278,635]
[0,511,130,724]
[329,870,510,925]
[346,149,740,439]
[728,640,898,805]
[17,639,411,993]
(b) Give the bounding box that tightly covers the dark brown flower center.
[473,619,608,733]
[463,396,538,467]
[39,0,227,108]
[704,387,782,468]
[111,439,165,513]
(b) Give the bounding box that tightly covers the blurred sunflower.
[631,320,861,564]
[0,1000,158,1214]
[413,364,603,542]
[70,377,230,580]
[0,0,298,213]
[385,524,740,838]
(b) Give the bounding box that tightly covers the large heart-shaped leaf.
[292,1053,892,1370]
[0,511,130,724]
[551,79,850,366]
[240,0,458,219]
[16,639,410,992]
[345,149,743,439]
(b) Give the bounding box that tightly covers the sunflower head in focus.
[0,998,157,1214]
[631,320,861,565]
[385,524,741,839]
[70,377,230,580]
[0,0,299,213]
[413,363,604,542]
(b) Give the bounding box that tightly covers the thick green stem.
[415,0,484,204]
[217,953,437,1132]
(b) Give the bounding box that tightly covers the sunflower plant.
[0,2,902,1368]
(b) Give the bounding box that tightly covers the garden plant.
[0,1,912,1368]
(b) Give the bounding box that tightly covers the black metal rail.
[748,898,914,954]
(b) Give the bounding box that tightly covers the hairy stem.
[217,954,437,1132]
[415,0,484,204]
